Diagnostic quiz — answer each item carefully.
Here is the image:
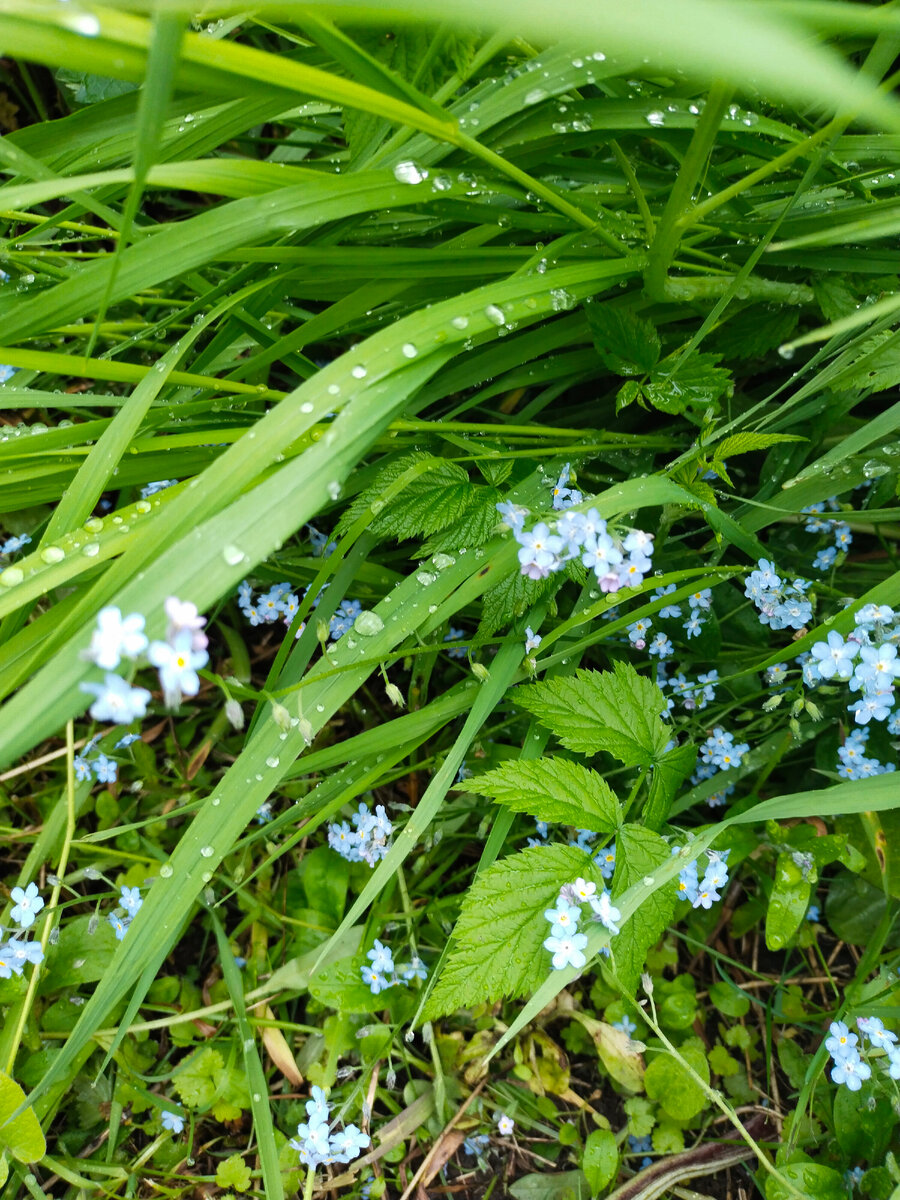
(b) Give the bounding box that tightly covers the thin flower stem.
[634,985,808,1200]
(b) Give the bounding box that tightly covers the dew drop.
[266,756,280,769]
[351,364,367,379]
[84,517,104,533]
[82,543,100,557]
[0,566,23,587]
[40,546,65,565]
[159,863,174,878]
[301,401,314,414]
[778,343,795,360]
[222,544,246,566]
[327,383,341,396]
[451,315,469,330]
[401,342,418,358]
[393,160,426,185]
[416,571,436,585]
[645,111,665,127]
[484,304,505,326]
[524,88,547,105]
[327,480,341,501]
[200,845,215,858]
[354,610,385,635]
[863,459,890,479]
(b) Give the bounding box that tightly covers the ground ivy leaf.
[423,844,604,1019]
[610,824,676,996]
[515,663,669,766]
[461,758,620,833]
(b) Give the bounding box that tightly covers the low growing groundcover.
[2,3,900,1198]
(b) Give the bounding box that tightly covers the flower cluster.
[699,728,749,771]
[328,802,392,867]
[835,726,895,780]
[659,666,719,712]
[74,731,142,785]
[745,559,813,631]
[0,882,45,979]
[674,848,730,909]
[80,597,208,723]
[499,500,655,591]
[802,499,852,571]
[551,463,582,510]
[108,883,143,941]
[827,1016,900,1091]
[807,606,900,725]
[237,578,362,643]
[359,938,427,994]
[289,1085,370,1169]
[542,876,621,971]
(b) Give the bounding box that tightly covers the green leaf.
[422,485,502,556]
[643,354,732,415]
[766,852,812,951]
[509,1170,589,1200]
[0,1071,45,1163]
[831,330,900,396]
[582,1129,618,1194]
[610,824,676,997]
[516,663,669,766]
[825,871,895,947]
[616,378,643,413]
[585,303,660,374]
[764,1162,845,1200]
[216,1154,252,1193]
[461,758,620,834]
[713,432,807,460]
[712,306,799,361]
[423,844,604,1019]
[172,1048,223,1109]
[834,1078,895,1163]
[336,451,473,542]
[570,1014,645,1093]
[644,1039,710,1121]
[645,742,696,830]
[477,564,560,640]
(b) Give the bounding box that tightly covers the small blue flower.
[687,588,712,611]
[161,1110,184,1134]
[444,627,469,659]
[74,755,92,782]
[120,886,142,918]
[543,932,588,970]
[366,939,394,975]
[613,1015,637,1035]
[653,583,682,619]
[806,905,820,922]
[10,883,44,930]
[81,674,151,724]
[91,753,118,783]
[360,965,391,994]
[647,632,673,658]
[683,614,704,639]
[1,533,31,555]
[108,912,131,941]
[628,1134,653,1154]
[87,607,148,671]
[115,732,141,749]
[812,546,837,572]
[148,631,208,704]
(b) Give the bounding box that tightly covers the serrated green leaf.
[713,306,799,361]
[0,1072,45,1164]
[643,354,732,415]
[421,485,502,556]
[616,378,643,413]
[610,824,676,996]
[172,1048,223,1109]
[586,303,660,374]
[515,663,669,766]
[461,758,620,833]
[714,432,806,460]
[423,844,604,1019]
[645,742,697,830]
[477,564,560,639]
[831,329,900,396]
[336,451,472,542]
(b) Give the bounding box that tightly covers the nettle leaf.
[643,354,733,416]
[421,485,502,556]
[713,306,799,361]
[423,844,604,1019]
[461,758,620,834]
[713,432,806,460]
[335,451,473,542]
[515,663,669,766]
[610,824,676,996]
[832,329,900,396]
[645,742,697,831]
[586,303,661,375]
[477,567,560,639]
